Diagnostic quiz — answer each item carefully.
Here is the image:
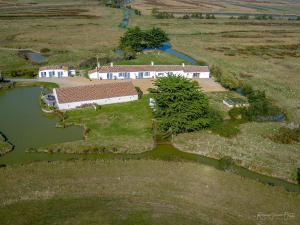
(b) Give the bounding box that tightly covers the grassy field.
[129,15,300,122]
[132,0,300,15]
[127,12,300,183]
[116,50,189,65]
[0,159,299,225]
[0,140,12,156]
[38,96,153,154]
[0,0,123,71]
[174,122,300,183]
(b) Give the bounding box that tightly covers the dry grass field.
[0,160,299,225]
[127,5,300,183]
[132,0,300,15]
[0,0,123,70]
[174,122,300,182]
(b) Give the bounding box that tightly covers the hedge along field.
[0,0,123,70]
[0,160,300,225]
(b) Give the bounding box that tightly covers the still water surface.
[0,87,82,164]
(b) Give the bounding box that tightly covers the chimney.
[182,63,185,67]
[110,62,114,67]
[151,61,154,66]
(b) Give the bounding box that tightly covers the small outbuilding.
[53,81,138,110]
[39,65,76,78]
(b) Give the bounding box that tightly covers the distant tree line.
[151,8,174,19]
[104,0,123,8]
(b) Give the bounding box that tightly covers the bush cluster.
[40,48,50,53]
[269,127,300,144]
[182,13,216,19]
[119,26,169,52]
[210,65,241,90]
[210,65,285,122]
[2,69,36,77]
[135,86,143,99]
[79,56,115,69]
[151,8,174,19]
[104,0,122,8]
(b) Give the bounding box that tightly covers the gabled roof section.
[55,81,137,104]
[88,65,209,74]
[39,65,69,71]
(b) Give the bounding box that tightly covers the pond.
[19,50,46,63]
[0,87,82,164]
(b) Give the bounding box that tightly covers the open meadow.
[1,1,300,223]
[0,159,299,225]
[132,0,300,15]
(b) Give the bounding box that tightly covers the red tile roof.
[55,81,137,104]
[88,65,209,74]
[39,65,69,71]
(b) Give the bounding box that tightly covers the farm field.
[131,0,300,15]
[0,0,123,71]
[0,160,299,225]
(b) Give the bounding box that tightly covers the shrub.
[79,56,113,69]
[269,127,300,144]
[134,9,141,16]
[228,107,245,120]
[243,90,284,121]
[40,48,50,53]
[191,13,204,19]
[152,8,174,19]
[211,120,242,138]
[135,86,143,99]
[197,59,207,66]
[182,14,190,19]
[210,65,241,90]
[2,69,36,78]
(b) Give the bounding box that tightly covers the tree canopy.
[150,76,212,134]
[119,27,169,52]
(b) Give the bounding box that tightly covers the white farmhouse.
[38,65,76,78]
[88,63,210,80]
[53,81,138,110]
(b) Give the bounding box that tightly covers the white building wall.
[39,69,70,78]
[54,93,139,110]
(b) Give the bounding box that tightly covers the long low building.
[53,82,138,110]
[39,65,76,78]
[88,63,210,80]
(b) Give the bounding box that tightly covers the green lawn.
[0,140,12,156]
[39,96,153,154]
[117,51,189,65]
[0,159,299,225]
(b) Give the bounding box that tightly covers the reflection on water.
[0,87,82,164]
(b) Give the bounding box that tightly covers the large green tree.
[150,76,211,134]
[144,27,169,49]
[119,26,169,52]
[119,27,146,52]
